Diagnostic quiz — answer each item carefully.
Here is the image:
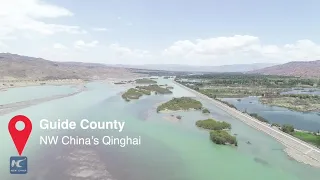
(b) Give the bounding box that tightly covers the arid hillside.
[249,60,320,78]
[0,53,140,80]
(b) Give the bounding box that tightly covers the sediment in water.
[0,85,87,115]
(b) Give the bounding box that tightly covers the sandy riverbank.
[0,79,85,91]
[0,77,139,115]
[0,84,87,115]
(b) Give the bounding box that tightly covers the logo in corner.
[8,115,32,175]
[10,156,28,174]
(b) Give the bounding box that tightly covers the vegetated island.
[260,94,320,112]
[196,119,231,130]
[156,97,203,113]
[122,88,147,101]
[196,119,237,146]
[159,84,174,89]
[122,85,172,101]
[136,85,172,94]
[210,130,237,146]
[135,78,157,84]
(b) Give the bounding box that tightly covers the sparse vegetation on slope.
[0,53,138,80]
[249,60,320,78]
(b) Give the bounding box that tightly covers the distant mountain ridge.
[0,53,137,80]
[249,60,320,78]
[107,63,277,72]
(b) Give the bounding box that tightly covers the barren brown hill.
[0,53,140,80]
[249,60,320,78]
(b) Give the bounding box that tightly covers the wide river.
[0,78,319,180]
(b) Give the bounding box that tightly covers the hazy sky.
[0,0,319,65]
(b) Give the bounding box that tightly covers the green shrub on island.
[196,119,231,130]
[122,88,144,101]
[157,97,203,112]
[137,88,152,95]
[202,108,210,114]
[122,84,173,101]
[210,130,237,146]
[135,78,157,84]
[136,85,172,94]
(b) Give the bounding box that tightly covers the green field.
[293,131,320,147]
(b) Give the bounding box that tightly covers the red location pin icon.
[8,115,32,156]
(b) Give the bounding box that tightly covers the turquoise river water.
[0,78,319,180]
